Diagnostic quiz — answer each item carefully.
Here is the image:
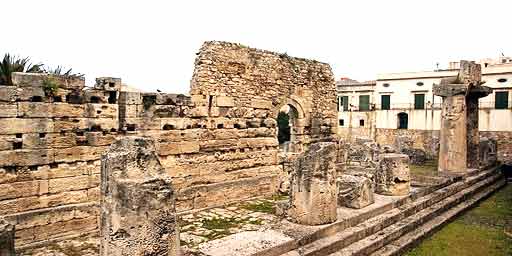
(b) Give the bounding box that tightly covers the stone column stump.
[337,174,375,209]
[375,153,411,196]
[100,137,179,256]
[0,218,15,256]
[287,142,337,225]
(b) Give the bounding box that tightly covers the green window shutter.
[359,95,370,111]
[337,96,340,111]
[495,91,509,109]
[381,95,390,110]
[343,96,349,111]
[414,94,425,109]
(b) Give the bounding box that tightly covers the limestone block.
[288,142,337,225]
[85,132,117,146]
[119,91,142,105]
[251,99,272,109]
[0,118,53,134]
[0,86,17,102]
[11,72,85,90]
[100,137,179,256]
[0,218,15,256]
[158,141,200,155]
[16,86,46,101]
[337,175,374,209]
[85,103,118,118]
[216,96,235,107]
[48,174,99,194]
[84,89,108,103]
[0,104,17,117]
[375,153,411,196]
[0,149,54,167]
[54,146,107,163]
[94,77,121,91]
[120,104,138,118]
[189,106,209,117]
[17,102,85,118]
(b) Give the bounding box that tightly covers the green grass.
[410,160,438,176]
[405,184,512,256]
[240,200,275,213]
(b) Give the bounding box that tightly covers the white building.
[337,57,512,161]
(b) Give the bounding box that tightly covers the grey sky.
[2,0,511,93]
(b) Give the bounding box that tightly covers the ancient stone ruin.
[100,137,179,256]
[287,142,337,225]
[0,42,506,256]
[434,60,492,172]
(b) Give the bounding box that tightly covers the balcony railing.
[339,101,511,112]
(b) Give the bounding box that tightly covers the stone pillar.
[466,96,480,169]
[288,142,337,225]
[100,137,179,256]
[434,60,492,172]
[0,218,15,256]
[337,174,374,209]
[375,153,411,196]
[438,94,468,172]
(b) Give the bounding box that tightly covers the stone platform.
[197,166,504,256]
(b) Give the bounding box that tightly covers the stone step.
[280,168,500,256]
[370,178,507,256]
[326,172,503,256]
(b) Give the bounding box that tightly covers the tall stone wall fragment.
[375,153,411,196]
[0,218,15,256]
[100,137,179,256]
[288,142,337,225]
[337,174,374,209]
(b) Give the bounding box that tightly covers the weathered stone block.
[0,104,16,117]
[251,99,272,109]
[375,153,411,196]
[216,96,235,107]
[0,118,53,134]
[288,142,337,225]
[12,72,85,90]
[337,174,374,209]
[94,77,121,91]
[100,137,179,256]
[0,86,17,102]
[119,91,142,105]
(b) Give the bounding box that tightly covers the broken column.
[288,142,337,225]
[480,137,498,169]
[375,153,411,196]
[434,60,492,172]
[0,218,15,256]
[100,137,179,256]
[337,174,374,209]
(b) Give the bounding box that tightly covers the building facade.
[337,57,512,161]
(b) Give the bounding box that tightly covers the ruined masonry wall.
[0,73,120,248]
[0,41,338,249]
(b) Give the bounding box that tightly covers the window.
[359,119,365,127]
[398,112,408,129]
[338,96,349,111]
[339,119,344,126]
[498,78,507,83]
[359,95,370,111]
[495,91,509,109]
[416,82,424,86]
[381,95,390,110]
[414,94,425,109]
[383,83,390,87]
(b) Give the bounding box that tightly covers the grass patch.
[201,217,242,230]
[410,160,438,176]
[240,200,274,213]
[406,184,512,256]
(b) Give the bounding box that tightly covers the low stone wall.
[480,131,512,163]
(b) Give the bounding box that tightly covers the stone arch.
[274,97,308,153]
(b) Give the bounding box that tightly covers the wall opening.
[398,112,408,129]
[277,104,298,152]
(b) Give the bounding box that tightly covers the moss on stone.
[406,184,512,256]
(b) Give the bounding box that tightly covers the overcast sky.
[2,0,511,93]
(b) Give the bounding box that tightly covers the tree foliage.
[0,54,43,85]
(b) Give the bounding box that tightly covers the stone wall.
[0,41,337,249]
[0,73,119,248]
[373,128,512,163]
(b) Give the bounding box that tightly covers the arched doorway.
[277,104,299,152]
[397,112,408,129]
